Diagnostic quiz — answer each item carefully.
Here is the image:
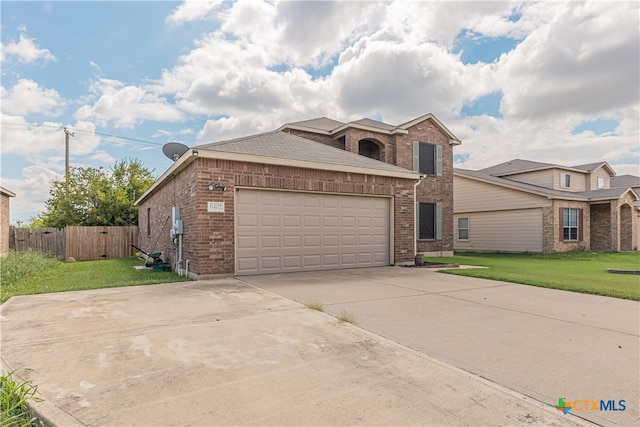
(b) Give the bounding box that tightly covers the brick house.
[1,186,16,255]
[453,159,639,253]
[136,114,460,278]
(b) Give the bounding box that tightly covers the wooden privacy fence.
[9,226,139,261]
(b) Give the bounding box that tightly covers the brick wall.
[590,203,612,251]
[395,120,454,255]
[283,119,456,256]
[1,193,10,254]
[139,158,417,278]
[544,200,590,253]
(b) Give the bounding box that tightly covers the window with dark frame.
[413,141,442,176]
[417,202,442,240]
[562,208,579,241]
[457,217,469,240]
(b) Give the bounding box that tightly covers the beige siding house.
[1,187,16,255]
[454,160,639,253]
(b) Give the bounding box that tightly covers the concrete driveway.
[1,279,586,427]
[241,267,640,427]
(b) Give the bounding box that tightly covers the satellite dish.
[162,142,189,162]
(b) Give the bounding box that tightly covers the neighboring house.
[611,174,640,250]
[1,187,16,255]
[136,113,460,278]
[453,160,639,253]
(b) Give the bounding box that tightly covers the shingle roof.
[283,117,345,132]
[350,118,397,131]
[611,174,640,188]
[280,113,460,143]
[478,159,556,176]
[572,162,607,172]
[196,130,415,174]
[454,168,637,201]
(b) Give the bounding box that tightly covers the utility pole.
[64,127,74,188]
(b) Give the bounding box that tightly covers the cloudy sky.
[1,0,639,223]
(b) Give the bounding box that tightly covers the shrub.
[0,370,46,427]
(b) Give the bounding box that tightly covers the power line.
[1,121,167,147]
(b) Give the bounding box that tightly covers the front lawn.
[423,252,640,300]
[0,252,191,303]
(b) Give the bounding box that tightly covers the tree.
[37,159,155,228]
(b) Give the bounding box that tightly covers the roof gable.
[572,161,616,176]
[455,168,638,202]
[280,117,345,133]
[280,113,461,144]
[397,113,461,143]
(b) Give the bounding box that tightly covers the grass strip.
[1,253,191,303]
[424,251,640,300]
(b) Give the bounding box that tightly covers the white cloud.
[0,165,59,223]
[90,150,116,164]
[165,0,223,25]
[1,115,102,158]
[0,33,56,64]
[1,79,67,117]
[75,78,184,128]
[498,1,639,119]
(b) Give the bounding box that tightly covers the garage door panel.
[283,256,302,268]
[261,257,280,269]
[323,254,339,266]
[323,235,339,247]
[304,216,321,227]
[261,235,280,248]
[237,235,257,249]
[237,214,258,227]
[342,235,356,246]
[342,253,357,265]
[236,190,390,275]
[283,235,302,248]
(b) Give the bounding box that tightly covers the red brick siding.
[286,119,456,255]
[139,159,417,277]
[394,120,454,254]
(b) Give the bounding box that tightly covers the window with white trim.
[413,141,442,176]
[417,202,442,240]
[597,177,605,189]
[560,173,571,188]
[457,217,469,240]
[562,208,579,241]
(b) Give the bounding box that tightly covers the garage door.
[236,189,390,275]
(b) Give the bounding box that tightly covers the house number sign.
[207,202,225,213]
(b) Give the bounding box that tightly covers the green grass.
[424,252,640,300]
[0,250,60,289]
[1,252,191,304]
[0,370,47,427]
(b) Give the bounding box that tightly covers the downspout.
[414,175,425,257]
[178,234,183,276]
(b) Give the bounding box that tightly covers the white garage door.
[236,189,390,275]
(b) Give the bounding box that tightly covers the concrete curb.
[1,358,87,427]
